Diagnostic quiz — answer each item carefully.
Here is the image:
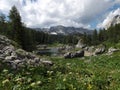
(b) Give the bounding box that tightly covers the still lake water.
[37,48,61,56]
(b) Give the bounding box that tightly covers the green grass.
[0,52,120,90]
[103,41,120,49]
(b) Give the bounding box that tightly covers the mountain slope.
[35,25,93,35]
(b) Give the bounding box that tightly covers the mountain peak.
[105,15,120,29]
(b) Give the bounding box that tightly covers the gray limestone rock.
[0,35,53,69]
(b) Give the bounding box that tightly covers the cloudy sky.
[0,0,120,29]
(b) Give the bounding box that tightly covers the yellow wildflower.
[87,84,92,90]
[30,82,36,87]
[69,72,72,74]
[36,81,42,85]
[3,69,8,73]
[63,78,66,82]
[2,79,9,85]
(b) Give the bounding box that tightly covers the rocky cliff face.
[105,15,120,29]
[0,35,53,69]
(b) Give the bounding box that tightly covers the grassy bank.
[0,52,120,90]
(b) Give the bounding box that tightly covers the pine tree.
[9,6,23,45]
[0,13,6,34]
[92,29,99,45]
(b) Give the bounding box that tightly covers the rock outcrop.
[105,15,120,29]
[84,45,106,56]
[64,50,84,59]
[0,35,53,69]
[72,50,84,58]
[76,39,86,48]
[84,46,94,56]
[94,45,105,55]
[64,52,72,59]
[107,47,120,55]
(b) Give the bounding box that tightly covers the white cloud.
[0,0,120,28]
[97,8,120,29]
[115,0,120,3]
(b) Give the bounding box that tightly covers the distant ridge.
[34,25,93,35]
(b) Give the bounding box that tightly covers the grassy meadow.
[0,52,120,90]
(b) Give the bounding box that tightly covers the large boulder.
[0,35,11,45]
[72,50,84,58]
[94,45,105,55]
[15,49,28,59]
[76,39,86,48]
[5,55,17,61]
[41,60,53,66]
[64,50,84,59]
[84,46,95,56]
[64,52,72,59]
[107,47,120,55]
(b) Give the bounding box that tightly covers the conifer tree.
[92,29,99,45]
[9,5,23,45]
[0,13,6,34]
